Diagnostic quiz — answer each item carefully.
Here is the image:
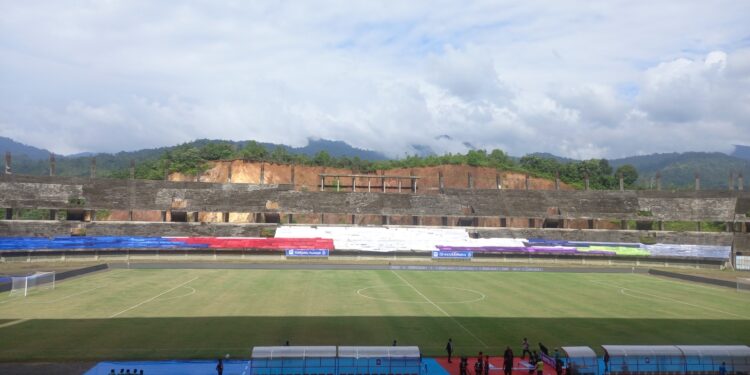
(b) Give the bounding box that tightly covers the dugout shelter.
[337,346,421,375]
[561,346,598,375]
[251,346,337,375]
[603,345,750,375]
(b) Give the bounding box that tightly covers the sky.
[1,1,749,159]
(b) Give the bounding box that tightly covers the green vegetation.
[102,142,637,190]
[0,269,747,361]
[637,210,653,217]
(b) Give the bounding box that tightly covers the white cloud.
[1,1,749,158]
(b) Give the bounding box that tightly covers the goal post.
[737,278,750,293]
[9,271,55,297]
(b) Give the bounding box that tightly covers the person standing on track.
[216,358,224,375]
[536,357,544,375]
[521,338,531,359]
[446,338,454,363]
[504,346,514,375]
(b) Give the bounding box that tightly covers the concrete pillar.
[4,151,10,174]
[287,213,293,224]
[555,171,560,191]
[368,178,371,192]
[160,211,167,222]
[222,212,230,223]
[49,154,56,176]
[468,172,474,189]
[352,177,356,192]
[411,174,417,193]
[496,173,502,190]
[259,163,265,185]
[382,215,390,225]
[500,217,507,227]
[619,172,624,191]
[227,162,232,183]
[695,173,700,191]
[584,173,590,190]
[90,157,96,178]
[128,210,133,221]
[351,214,356,225]
[381,172,386,193]
[193,212,200,222]
[525,174,530,190]
[319,213,325,224]
[130,160,135,180]
[320,176,325,191]
[729,172,734,191]
[290,164,295,186]
[655,172,661,191]
[442,216,449,226]
[439,172,445,193]
[738,173,744,191]
[336,177,340,192]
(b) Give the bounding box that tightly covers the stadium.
[1,158,749,375]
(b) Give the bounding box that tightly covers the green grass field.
[0,268,749,361]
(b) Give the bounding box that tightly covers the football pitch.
[0,268,749,362]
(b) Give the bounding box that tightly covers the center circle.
[356,285,485,304]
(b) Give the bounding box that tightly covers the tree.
[199,142,234,160]
[615,164,639,187]
[237,141,268,160]
[313,150,332,166]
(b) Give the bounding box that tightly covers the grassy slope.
[0,269,748,361]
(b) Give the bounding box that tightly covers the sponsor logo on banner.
[432,250,473,259]
[285,249,329,257]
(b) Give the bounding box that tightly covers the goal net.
[738,278,750,293]
[9,271,55,297]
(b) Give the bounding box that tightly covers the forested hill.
[609,152,750,189]
[0,138,386,177]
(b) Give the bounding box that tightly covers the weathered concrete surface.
[1,175,749,221]
[0,220,273,237]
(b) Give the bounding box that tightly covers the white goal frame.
[9,271,55,297]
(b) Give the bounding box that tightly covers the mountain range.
[1,136,748,189]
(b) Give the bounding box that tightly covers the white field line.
[157,286,197,302]
[391,270,488,347]
[109,276,198,318]
[588,278,747,319]
[0,269,123,305]
[23,285,107,304]
[0,319,28,329]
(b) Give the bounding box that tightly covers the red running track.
[434,357,556,375]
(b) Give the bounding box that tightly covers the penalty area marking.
[391,270,488,347]
[0,319,28,330]
[156,285,197,302]
[109,276,199,318]
[356,285,485,304]
[587,278,747,319]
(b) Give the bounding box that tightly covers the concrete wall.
[1,175,749,223]
[0,220,272,237]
